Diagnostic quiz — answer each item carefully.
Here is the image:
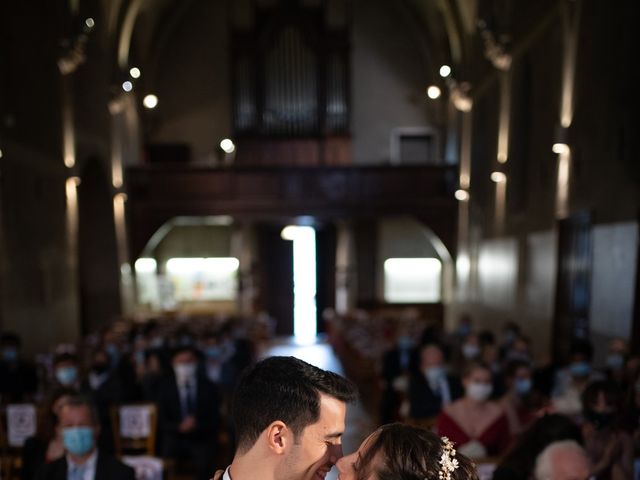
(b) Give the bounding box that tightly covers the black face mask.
[92,363,110,375]
[585,410,614,430]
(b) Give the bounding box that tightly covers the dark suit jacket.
[408,372,463,419]
[34,452,135,480]
[156,372,220,444]
[381,347,420,382]
[0,359,38,402]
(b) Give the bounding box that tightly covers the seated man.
[533,440,591,480]
[409,342,462,420]
[219,356,357,480]
[0,331,38,402]
[379,329,416,423]
[34,396,135,480]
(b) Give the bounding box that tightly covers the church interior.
[1,0,639,479]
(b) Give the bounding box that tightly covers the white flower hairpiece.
[437,437,459,480]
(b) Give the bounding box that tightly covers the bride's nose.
[328,443,344,464]
[335,452,354,472]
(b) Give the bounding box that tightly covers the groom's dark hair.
[232,356,357,452]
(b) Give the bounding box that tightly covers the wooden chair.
[110,404,174,480]
[110,404,158,457]
[0,403,38,480]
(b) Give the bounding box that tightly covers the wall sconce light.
[552,125,570,154]
[455,189,470,201]
[143,94,158,109]
[427,86,442,99]
[220,138,235,154]
[490,171,507,183]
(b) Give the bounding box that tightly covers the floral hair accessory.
[437,436,459,480]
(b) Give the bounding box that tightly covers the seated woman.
[437,362,510,459]
[336,423,478,480]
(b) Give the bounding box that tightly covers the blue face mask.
[569,361,591,378]
[106,344,119,360]
[205,346,222,360]
[62,427,95,456]
[425,366,445,385]
[503,331,516,345]
[457,324,471,337]
[55,366,78,386]
[514,378,532,395]
[135,350,146,365]
[2,348,18,362]
[606,353,625,371]
[397,336,412,350]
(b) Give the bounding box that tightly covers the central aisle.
[260,337,375,480]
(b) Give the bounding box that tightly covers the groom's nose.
[328,443,343,464]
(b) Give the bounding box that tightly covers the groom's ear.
[266,421,290,455]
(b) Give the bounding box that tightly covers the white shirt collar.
[222,466,232,480]
[67,450,98,480]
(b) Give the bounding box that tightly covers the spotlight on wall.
[129,67,141,79]
[490,171,507,183]
[439,65,452,78]
[455,189,470,201]
[122,81,133,92]
[143,94,158,109]
[427,86,442,99]
[220,138,235,154]
[552,125,570,154]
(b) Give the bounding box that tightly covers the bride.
[336,423,478,480]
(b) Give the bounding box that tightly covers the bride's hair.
[355,423,478,480]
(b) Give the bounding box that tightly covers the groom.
[215,356,357,480]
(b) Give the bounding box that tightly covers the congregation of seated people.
[3,310,640,480]
[0,315,267,480]
[327,310,640,480]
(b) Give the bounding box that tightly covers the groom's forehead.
[311,394,346,434]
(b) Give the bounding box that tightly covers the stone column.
[335,221,358,314]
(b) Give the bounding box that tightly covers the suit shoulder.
[35,457,66,480]
[99,453,136,480]
[117,461,136,480]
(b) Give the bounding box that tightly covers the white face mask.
[174,363,196,383]
[467,382,492,402]
[462,344,480,359]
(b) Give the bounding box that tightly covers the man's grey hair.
[534,440,589,480]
